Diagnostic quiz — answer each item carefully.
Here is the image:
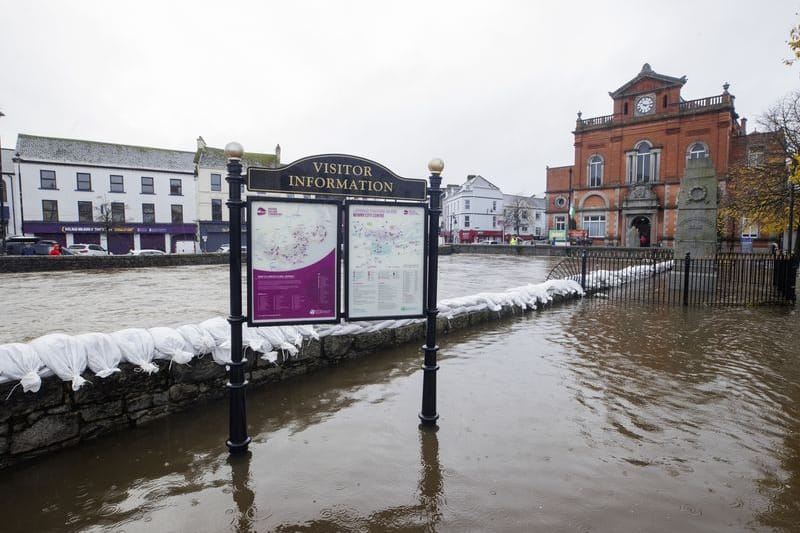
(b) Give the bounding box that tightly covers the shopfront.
[24,222,197,255]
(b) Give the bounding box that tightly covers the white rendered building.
[14,134,197,254]
[194,136,279,252]
[442,175,504,243]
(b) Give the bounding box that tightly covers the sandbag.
[176,324,216,356]
[0,343,44,393]
[149,327,194,365]
[75,332,123,378]
[29,333,88,391]
[110,328,158,373]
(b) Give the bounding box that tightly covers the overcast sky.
[1,0,798,195]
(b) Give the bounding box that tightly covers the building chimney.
[196,136,206,150]
[740,118,747,135]
[275,144,281,163]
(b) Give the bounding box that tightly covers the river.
[0,254,798,532]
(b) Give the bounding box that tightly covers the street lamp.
[1,110,6,251]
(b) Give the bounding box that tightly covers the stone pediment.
[609,63,687,99]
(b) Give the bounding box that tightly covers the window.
[78,201,93,222]
[171,204,183,224]
[464,215,470,228]
[626,141,660,183]
[492,200,497,211]
[623,102,629,115]
[554,215,566,231]
[535,212,541,220]
[170,179,182,195]
[76,172,92,191]
[492,215,497,228]
[42,200,59,221]
[588,155,603,187]
[554,196,567,208]
[40,170,57,189]
[688,142,708,160]
[111,202,125,223]
[535,227,541,236]
[747,146,765,166]
[583,215,606,238]
[211,199,223,221]
[110,175,124,192]
[142,203,155,224]
[211,173,222,192]
[464,199,470,210]
[741,218,759,238]
[141,177,154,194]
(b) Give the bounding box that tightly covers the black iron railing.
[547,248,797,306]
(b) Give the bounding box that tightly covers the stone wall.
[0,253,230,273]
[0,297,572,470]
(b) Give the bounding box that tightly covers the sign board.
[248,154,427,201]
[247,198,341,325]
[345,201,426,320]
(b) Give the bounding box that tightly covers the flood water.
[1,255,800,532]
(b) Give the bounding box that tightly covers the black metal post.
[788,184,795,254]
[225,142,251,454]
[683,252,691,306]
[580,249,587,291]
[420,158,444,426]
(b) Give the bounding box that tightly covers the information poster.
[346,202,426,320]
[248,199,340,325]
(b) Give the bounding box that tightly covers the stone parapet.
[0,295,574,469]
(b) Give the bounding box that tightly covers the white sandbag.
[279,326,303,347]
[110,328,159,373]
[29,333,88,391]
[149,327,194,365]
[256,326,288,348]
[242,324,269,353]
[74,332,122,378]
[200,317,230,345]
[211,340,233,365]
[294,324,319,341]
[0,343,45,393]
[176,324,216,356]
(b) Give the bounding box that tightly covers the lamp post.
[1,110,6,250]
[225,141,250,454]
[420,158,444,426]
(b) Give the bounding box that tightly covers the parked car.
[2,236,40,255]
[33,240,74,255]
[215,244,247,253]
[67,243,109,256]
[128,249,167,256]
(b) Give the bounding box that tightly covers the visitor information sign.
[247,198,341,325]
[345,202,426,320]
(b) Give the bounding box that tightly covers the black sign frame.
[248,154,427,201]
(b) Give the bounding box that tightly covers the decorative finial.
[224,141,244,159]
[641,63,652,73]
[722,82,730,94]
[428,158,444,175]
[577,110,582,119]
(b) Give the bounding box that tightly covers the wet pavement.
[1,254,799,531]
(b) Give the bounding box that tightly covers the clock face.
[636,95,655,114]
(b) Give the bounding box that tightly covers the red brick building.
[546,63,777,248]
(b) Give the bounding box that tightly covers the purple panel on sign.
[252,249,337,321]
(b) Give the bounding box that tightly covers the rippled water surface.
[1,254,799,532]
[0,254,559,344]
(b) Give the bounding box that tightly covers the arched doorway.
[631,216,651,247]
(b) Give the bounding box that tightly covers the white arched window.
[587,155,603,187]
[626,141,661,183]
[687,142,709,160]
